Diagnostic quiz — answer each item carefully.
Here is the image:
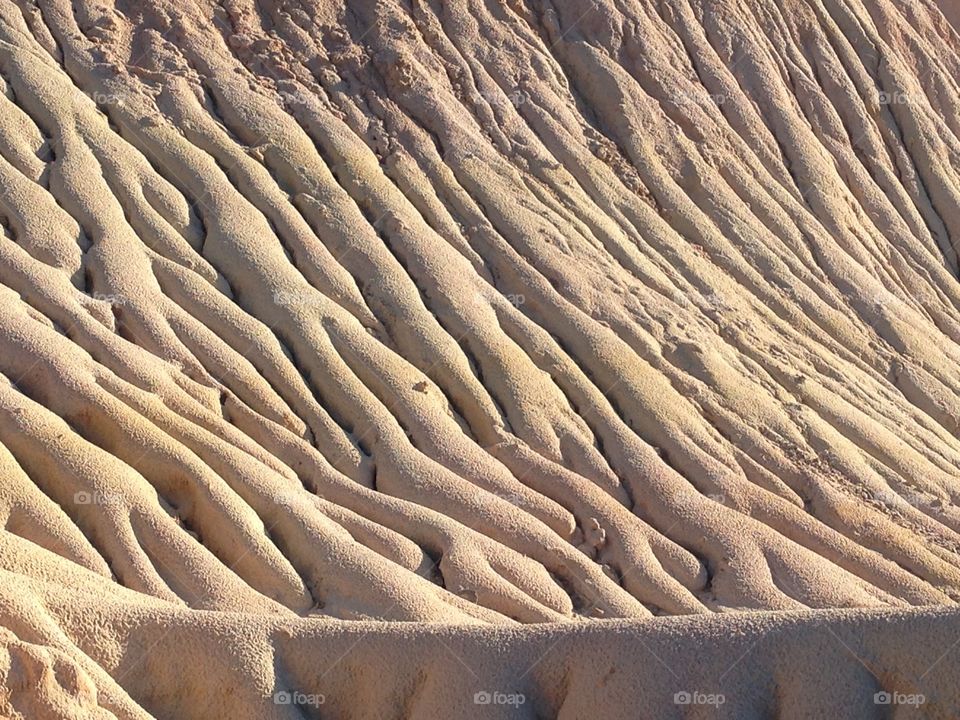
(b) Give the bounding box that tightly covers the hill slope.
[1,0,960,716]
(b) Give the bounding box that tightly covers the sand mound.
[0,0,959,715]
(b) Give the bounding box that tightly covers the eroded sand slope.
[0,0,960,716]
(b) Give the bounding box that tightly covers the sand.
[0,0,959,716]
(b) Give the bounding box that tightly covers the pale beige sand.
[0,0,960,715]
[3,564,959,719]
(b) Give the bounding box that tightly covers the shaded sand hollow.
[0,0,959,716]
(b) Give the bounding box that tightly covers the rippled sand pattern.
[1,0,960,716]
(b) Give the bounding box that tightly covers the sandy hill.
[0,0,959,716]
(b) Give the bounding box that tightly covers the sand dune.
[1,0,960,715]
